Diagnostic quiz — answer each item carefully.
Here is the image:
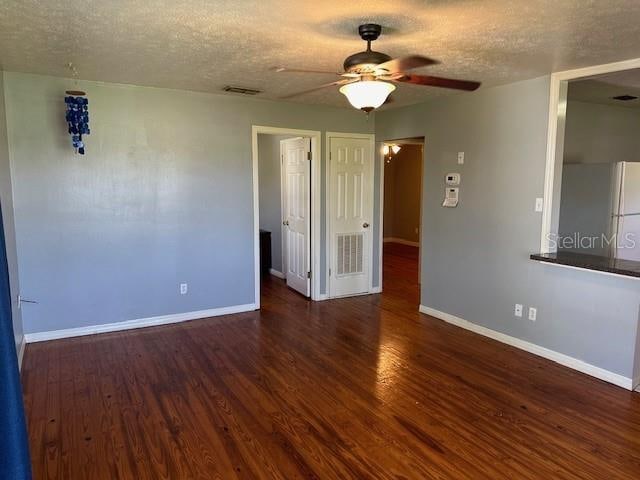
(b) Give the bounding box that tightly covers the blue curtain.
[0,203,32,479]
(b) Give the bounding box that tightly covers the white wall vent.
[336,233,364,276]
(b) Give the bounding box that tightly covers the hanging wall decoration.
[64,93,89,154]
[64,63,90,155]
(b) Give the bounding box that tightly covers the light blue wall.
[376,76,640,379]
[4,72,372,334]
[0,72,23,357]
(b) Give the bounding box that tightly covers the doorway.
[381,137,424,300]
[252,126,321,307]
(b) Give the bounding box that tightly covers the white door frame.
[252,126,322,307]
[325,131,377,298]
[540,56,640,253]
[380,138,425,285]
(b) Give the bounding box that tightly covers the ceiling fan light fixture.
[339,80,395,111]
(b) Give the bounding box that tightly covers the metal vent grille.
[612,94,638,101]
[337,233,363,276]
[222,86,262,95]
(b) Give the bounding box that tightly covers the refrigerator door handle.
[612,212,640,217]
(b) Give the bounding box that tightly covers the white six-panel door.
[282,137,311,296]
[329,136,374,297]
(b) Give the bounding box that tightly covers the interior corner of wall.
[632,306,640,389]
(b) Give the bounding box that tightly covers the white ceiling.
[569,80,640,109]
[569,69,640,109]
[2,0,640,109]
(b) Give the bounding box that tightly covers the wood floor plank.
[22,243,640,479]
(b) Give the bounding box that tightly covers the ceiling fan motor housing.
[343,50,392,73]
[343,23,392,73]
[358,23,382,42]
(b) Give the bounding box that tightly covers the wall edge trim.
[419,305,634,391]
[269,269,285,279]
[383,237,420,247]
[24,303,257,343]
[17,337,25,371]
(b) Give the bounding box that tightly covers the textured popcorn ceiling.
[1,0,640,109]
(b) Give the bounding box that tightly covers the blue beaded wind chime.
[64,92,89,154]
[64,63,90,154]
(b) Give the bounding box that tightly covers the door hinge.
[329,268,332,276]
[307,271,311,279]
[307,151,312,161]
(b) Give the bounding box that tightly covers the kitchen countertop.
[530,251,640,278]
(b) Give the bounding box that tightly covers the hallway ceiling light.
[383,143,401,156]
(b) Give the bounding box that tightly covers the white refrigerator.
[611,162,640,261]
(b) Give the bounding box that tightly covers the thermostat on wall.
[442,187,459,208]
[445,173,460,185]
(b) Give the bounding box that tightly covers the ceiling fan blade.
[272,66,342,76]
[397,74,481,91]
[279,79,354,99]
[375,55,439,74]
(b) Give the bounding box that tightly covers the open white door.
[329,136,374,297]
[282,137,311,297]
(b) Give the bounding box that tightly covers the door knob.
[363,222,370,228]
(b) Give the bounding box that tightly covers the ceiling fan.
[274,23,481,112]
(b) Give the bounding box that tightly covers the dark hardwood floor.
[22,243,640,479]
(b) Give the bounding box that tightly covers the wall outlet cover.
[514,304,523,317]
[528,307,537,321]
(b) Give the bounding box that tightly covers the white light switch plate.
[535,197,543,212]
[528,307,537,321]
[457,152,465,164]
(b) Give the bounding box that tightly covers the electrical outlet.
[528,307,537,321]
[514,304,523,317]
[180,283,188,295]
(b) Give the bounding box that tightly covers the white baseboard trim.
[633,377,640,392]
[370,286,382,294]
[24,303,257,343]
[269,268,285,279]
[383,237,419,247]
[316,294,329,301]
[419,305,635,391]
[17,337,25,371]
